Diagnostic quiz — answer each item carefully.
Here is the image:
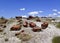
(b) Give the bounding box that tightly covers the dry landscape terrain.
[0,16,60,43]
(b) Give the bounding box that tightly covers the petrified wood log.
[41,22,48,29]
[29,22,36,27]
[23,21,28,27]
[15,16,22,20]
[29,16,34,18]
[15,30,25,36]
[10,25,21,31]
[32,26,41,32]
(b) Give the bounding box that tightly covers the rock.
[15,16,22,20]
[29,16,34,19]
[23,21,28,27]
[41,22,48,29]
[32,26,41,32]
[10,24,21,31]
[15,30,25,36]
[29,22,36,28]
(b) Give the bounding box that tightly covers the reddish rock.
[29,16,34,18]
[32,26,41,32]
[15,16,22,20]
[10,25,21,31]
[29,22,36,27]
[15,30,25,36]
[23,21,28,27]
[21,30,25,32]
[41,22,48,29]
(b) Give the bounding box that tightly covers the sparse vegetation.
[52,36,60,43]
[17,33,32,41]
[56,22,60,28]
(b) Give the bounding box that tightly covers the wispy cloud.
[28,11,43,16]
[28,11,39,16]
[52,9,58,12]
[48,14,52,17]
[20,8,25,11]
[58,12,60,14]
[53,13,57,15]
[22,15,27,17]
[48,13,57,17]
[39,11,43,13]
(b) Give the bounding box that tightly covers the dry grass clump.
[17,33,32,41]
[16,30,32,41]
[56,22,60,28]
[52,36,60,43]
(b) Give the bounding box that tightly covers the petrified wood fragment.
[23,21,28,27]
[10,24,21,31]
[32,26,41,32]
[41,22,48,29]
[15,16,22,20]
[29,22,36,27]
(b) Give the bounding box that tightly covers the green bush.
[52,36,60,43]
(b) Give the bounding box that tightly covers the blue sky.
[0,0,60,18]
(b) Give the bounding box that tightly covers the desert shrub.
[56,22,60,28]
[52,36,60,43]
[17,33,32,41]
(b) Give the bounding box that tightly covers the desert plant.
[52,36,60,43]
[56,22,60,28]
[17,33,32,41]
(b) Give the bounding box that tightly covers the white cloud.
[53,13,57,15]
[28,11,43,16]
[48,13,57,17]
[39,11,43,13]
[22,15,27,18]
[58,12,60,14]
[20,8,25,11]
[28,11,39,16]
[48,14,52,17]
[52,9,58,12]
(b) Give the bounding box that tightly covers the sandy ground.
[0,19,60,43]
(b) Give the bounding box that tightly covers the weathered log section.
[32,26,41,32]
[41,22,48,29]
[10,24,21,31]
[15,16,22,20]
[29,22,36,27]
[23,21,28,27]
